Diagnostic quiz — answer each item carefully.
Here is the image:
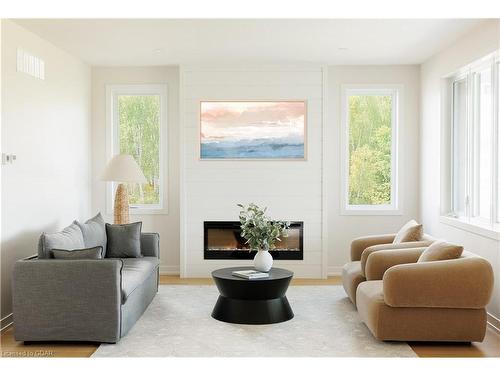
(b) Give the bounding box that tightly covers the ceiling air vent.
[17,48,45,80]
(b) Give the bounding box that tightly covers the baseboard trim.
[160,265,180,275]
[487,312,500,333]
[327,266,342,276]
[1,313,13,332]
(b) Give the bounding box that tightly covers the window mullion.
[466,71,473,221]
[492,61,500,224]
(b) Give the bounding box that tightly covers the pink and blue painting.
[200,101,306,159]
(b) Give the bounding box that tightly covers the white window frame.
[441,51,500,241]
[340,84,402,216]
[105,84,168,215]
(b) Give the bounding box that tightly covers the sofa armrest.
[383,254,494,309]
[360,240,433,276]
[364,247,426,280]
[12,259,123,342]
[141,232,160,258]
[350,234,396,261]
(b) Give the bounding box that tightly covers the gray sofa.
[12,217,160,343]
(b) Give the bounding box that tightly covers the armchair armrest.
[360,240,433,276]
[350,234,396,261]
[364,247,426,280]
[383,253,494,309]
[12,258,123,342]
[141,232,160,258]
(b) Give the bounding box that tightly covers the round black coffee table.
[211,267,294,324]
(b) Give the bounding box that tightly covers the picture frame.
[199,100,307,160]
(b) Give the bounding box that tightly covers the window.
[451,77,468,217]
[473,66,493,221]
[106,84,167,213]
[497,62,500,224]
[447,52,499,236]
[341,85,401,214]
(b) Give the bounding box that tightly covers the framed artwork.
[200,101,307,160]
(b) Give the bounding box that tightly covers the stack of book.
[231,270,269,279]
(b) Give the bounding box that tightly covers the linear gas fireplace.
[204,221,303,260]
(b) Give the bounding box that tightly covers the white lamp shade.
[101,154,147,183]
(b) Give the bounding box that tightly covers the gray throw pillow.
[51,246,103,260]
[38,223,85,259]
[105,222,142,258]
[74,213,107,256]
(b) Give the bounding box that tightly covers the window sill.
[340,207,402,216]
[130,209,169,216]
[439,216,500,241]
[106,208,169,216]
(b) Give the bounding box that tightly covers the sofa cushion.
[393,220,423,244]
[51,246,103,260]
[418,241,463,262]
[74,213,107,257]
[38,223,85,259]
[106,222,142,258]
[121,257,159,303]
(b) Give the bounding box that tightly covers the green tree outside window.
[118,95,160,205]
[348,95,392,205]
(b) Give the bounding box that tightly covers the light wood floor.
[1,275,499,358]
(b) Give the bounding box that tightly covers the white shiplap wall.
[180,66,326,277]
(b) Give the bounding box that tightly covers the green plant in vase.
[237,203,290,272]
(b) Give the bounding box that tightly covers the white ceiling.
[14,19,484,66]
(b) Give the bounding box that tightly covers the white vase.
[253,250,273,272]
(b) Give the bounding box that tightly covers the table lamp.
[101,154,147,224]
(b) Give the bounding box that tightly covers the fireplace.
[204,221,303,260]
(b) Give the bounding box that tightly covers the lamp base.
[114,183,130,225]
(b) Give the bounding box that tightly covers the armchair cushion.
[360,241,433,276]
[74,213,107,257]
[106,222,142,258]
[393,220,423,243]
[38,223,85,259]
[418,241,463,262]
[365,247,426,280]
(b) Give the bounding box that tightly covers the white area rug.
[93,285,416,357]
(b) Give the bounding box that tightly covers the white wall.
[420,20,500,321]
[1,20,91,324]
[326,65,421,273]
[180,65,326,277]
[91,66,180,274]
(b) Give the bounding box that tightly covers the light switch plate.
[2,153,17,165]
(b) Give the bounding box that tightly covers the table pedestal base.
[211,295,294,324]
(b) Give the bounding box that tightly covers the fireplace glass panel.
[204,221,303,260]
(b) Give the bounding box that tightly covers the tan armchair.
[342,233,435,305]
[357,249,494,342]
